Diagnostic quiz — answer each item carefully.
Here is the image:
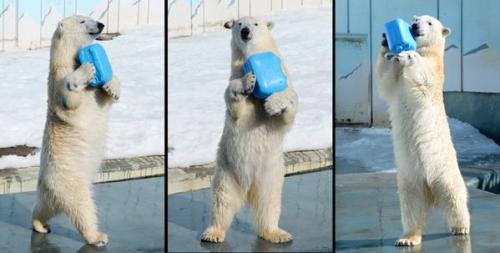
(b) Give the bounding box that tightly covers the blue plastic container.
[79,44,113,87]
[384,19,417,54]
[243,52,288,99]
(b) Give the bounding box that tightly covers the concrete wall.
[445,92,500,145]
[167,0,333,38]
[336,0,500,126]
[0,0,165,50]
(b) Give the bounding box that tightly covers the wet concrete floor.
[0,177,164,253]
[168,169,333,252]
[336,172,500,252]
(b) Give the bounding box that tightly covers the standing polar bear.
[32,15,120,246]
[376,15,470,246]
[201,17,298,243]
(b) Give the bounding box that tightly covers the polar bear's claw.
[260,228,293,243]
[395,51,419,66]
[32,220,51,234]
[88,232,108,247]
[451,227,469,235]
[395,233,421,247]
[384,52,395,60]
[243,72,256,95]
[80,63,96,83]
[201,226,226,243]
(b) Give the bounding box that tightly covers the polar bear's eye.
[238,22,242,26]
[428,22,432,26]
[254,23,258,26]
[80,20,85,24]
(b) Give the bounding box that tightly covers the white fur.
[201,16,298,244]
[32,15,120,246]
[376,15,470,246]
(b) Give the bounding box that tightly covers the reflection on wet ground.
[336,172,500,252]
[0,177,164,252]
[168,169,333,252]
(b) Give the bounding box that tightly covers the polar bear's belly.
[389,96,453,178]
[219,123,285,176]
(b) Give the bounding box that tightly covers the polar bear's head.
[224,16,275,55]
[53,15,104,47]
[410,15,450,49]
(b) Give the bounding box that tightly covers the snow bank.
[336,118,500,172]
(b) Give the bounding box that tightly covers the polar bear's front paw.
[243,72,256,95]
[395,51,419,66]
[451,227,469,235]
[384,52,396,60]
[381,32,389,48]
[102,77,121,100]
[260,228,293,243]
[79,63,96,83]
[264,93,289,116]
[201,226,226,243]
[88,232,108,247]
[229,74,254,101]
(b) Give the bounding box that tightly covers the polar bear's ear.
[267,21,274,30]
[224,20,234,29]
[57,21,64,33]
[442,27,451,37]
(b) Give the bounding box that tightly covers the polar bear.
[376,15,470,246]
[32,15,120,246]
[200,16,298,243]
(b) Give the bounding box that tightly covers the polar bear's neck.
[49,36,80,75]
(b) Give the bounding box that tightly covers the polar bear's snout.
[411,22,421,37]
[87,21,104,35]
[240,26,251,41]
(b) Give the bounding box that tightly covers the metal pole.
[117,0,120,32]
[63,0,66,17]
[106,0,109,33]
[237,0,240,18]
[202,0,205,32]
[190,0,192,35]
[75,0,78,15]
[40,0,42,48]
[137,0,140,25]
[15,0,18,47]
[2,0,4,50]
[147,0,150,24]
[249,0,251,16]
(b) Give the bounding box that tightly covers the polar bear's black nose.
[241,27,250,40]
[97,22,105,31]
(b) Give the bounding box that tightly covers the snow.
[167,7,333,168]
[336,118,500,173]
[0,25,165,169]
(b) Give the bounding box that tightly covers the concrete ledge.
[0,155,164,194]
[167,148,332,195]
